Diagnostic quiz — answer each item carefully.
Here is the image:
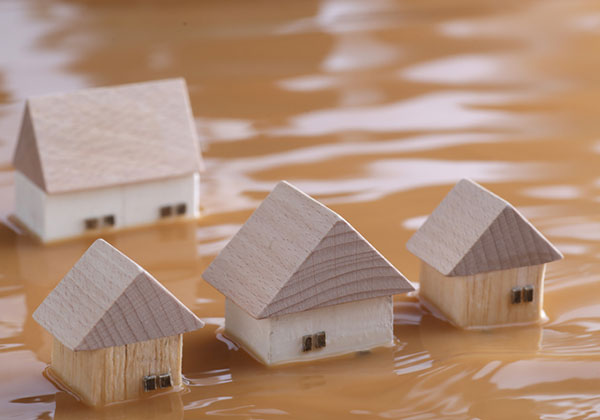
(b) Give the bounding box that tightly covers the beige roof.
[33,239,204,351]
[13,78,203,194]
[203,181,414,319]
[407,179,563,276]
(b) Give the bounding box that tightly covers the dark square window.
[143,375,157,392]
[158,373,172,389]
[302,335,313,352]
[523,285,534,302]
[160,205,173,218]
[103,215,115,227]
[511,287,522,304]
[84,218,99,230]
[315,331,326,349]
[175,203,187,215]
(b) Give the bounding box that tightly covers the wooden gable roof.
[12,78,203,194]
[202,181,414,319]
[406,179,563,276]
[33,239,204,351]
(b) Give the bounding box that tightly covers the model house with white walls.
[407,179,563,328]
[12,78,203,242]
[203,181,414,365]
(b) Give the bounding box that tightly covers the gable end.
[12,104,46,191]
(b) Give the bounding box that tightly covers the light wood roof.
[13,78,203,194]
[33,239,204,351]
[407,179,563,276]
[202,181,414,319]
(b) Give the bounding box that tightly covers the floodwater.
[1,0,600,418]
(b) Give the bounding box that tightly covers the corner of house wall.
[14,171,47,241]
[267,318,273,365]
[192,172,201,217]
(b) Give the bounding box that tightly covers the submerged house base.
[51,335,182,407]
[15,172,200,243]
[419,262,545,329]
[225,296,394,365]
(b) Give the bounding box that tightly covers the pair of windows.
[511,285,534,304]
[84,215,115,230]
[159,203,187,218]
[302,331,326,352]
[143,372,172,392]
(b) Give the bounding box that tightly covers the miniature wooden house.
[12,78,204,243]
[203,181,414,365]
[33,239,204,406]
[406,179,563,328]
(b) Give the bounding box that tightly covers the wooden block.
[33,239,204,351]
[12,78,203,194]
[12,78,204,242]
[419,261,546,328]
[206,181,414,364]
[225,296,394,365]
[15,168,200,243]
[51,335,182,407]
[33,239,203,406]
[407,179,563,276]
[203,181,414,319]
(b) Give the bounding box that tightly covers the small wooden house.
[33,239,204,406]
[203,181,414,365]
[12,78,204,243]
[406,179,563,328]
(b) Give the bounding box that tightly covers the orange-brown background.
[1,0,600,418]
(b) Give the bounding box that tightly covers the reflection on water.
[53,391,184,420]
[1,0,600,418]
[403,54,521,85]
[270,91,528,136]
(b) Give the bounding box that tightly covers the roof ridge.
[27,78,187,102]
[202,181,343,318]
[75,270,204,350]
[74,270,147,350]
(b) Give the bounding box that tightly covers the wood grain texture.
[12,78,204,194]
[263,220,414,317]
[51,334,182,406]
[34,239,204,350]
[419,261,545,328]
[406,179,563,276]
[203,181,414,319]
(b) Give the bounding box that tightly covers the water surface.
[1,0,600,418]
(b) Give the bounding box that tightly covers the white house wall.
[15,172,200,242]
[225,296,394,365]
[225,298,271,362]
[15,171,46,238]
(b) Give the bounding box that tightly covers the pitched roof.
[406,179,563,276]
[13,78,203,194]
[202,181,414,319]
[33,239,204,351]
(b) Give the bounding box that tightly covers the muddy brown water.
[1,0,600,418]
